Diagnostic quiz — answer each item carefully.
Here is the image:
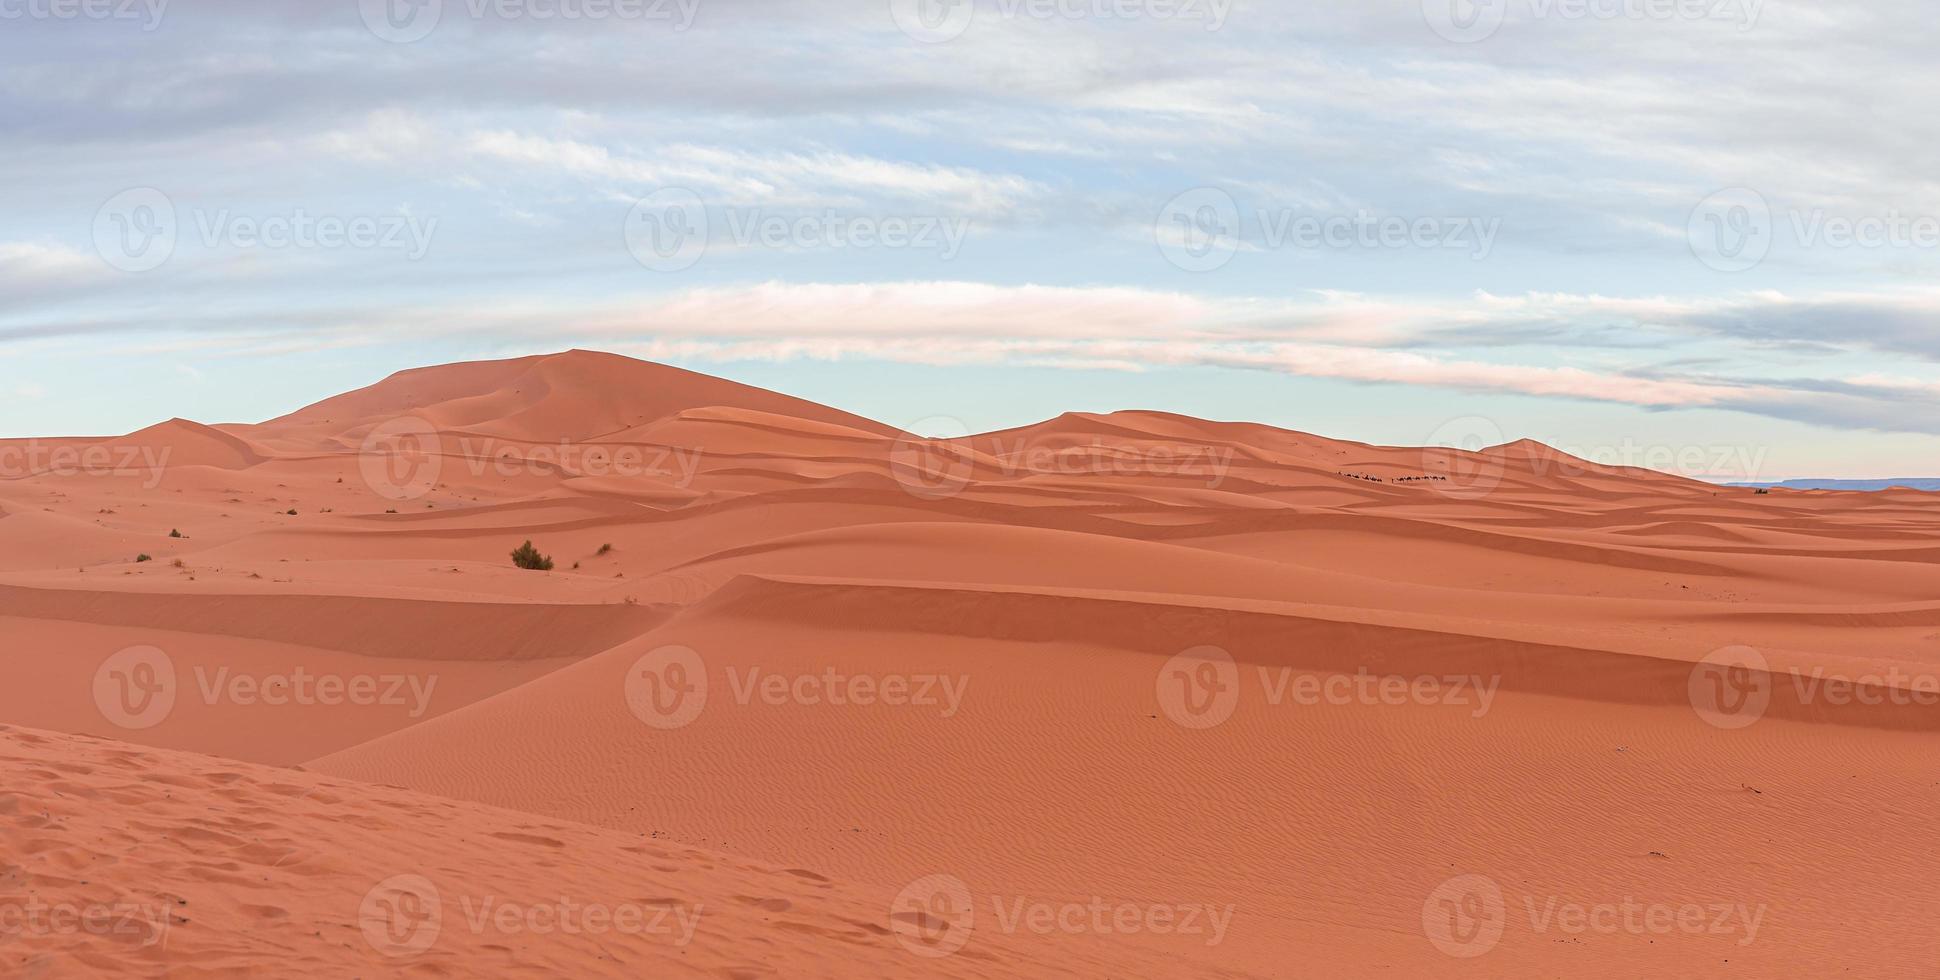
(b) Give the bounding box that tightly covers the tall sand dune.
[5,350,1937,976]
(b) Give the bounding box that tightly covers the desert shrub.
[597,543,614,556]
[168,529,182,538]
[135,554,152,563]
[511,540,554,571]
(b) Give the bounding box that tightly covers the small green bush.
[135,554,152,563]
[511,541,554,571]
[168,529,182,538]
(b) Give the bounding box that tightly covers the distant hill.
[1730,478,1940,492]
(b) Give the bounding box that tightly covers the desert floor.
[4,350,1937,977]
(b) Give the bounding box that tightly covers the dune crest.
[4,350,1937,977]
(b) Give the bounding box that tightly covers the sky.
[2,0,1938,481]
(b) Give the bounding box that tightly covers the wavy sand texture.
[4,350,1938,976]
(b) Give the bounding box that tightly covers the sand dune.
[4,350,1936,976]
[4,723,1238,978]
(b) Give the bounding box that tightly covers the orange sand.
[4,349,1936,976]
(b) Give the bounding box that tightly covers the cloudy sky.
[3,0,1937,479]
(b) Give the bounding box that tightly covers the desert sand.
[4,349,1938,977]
